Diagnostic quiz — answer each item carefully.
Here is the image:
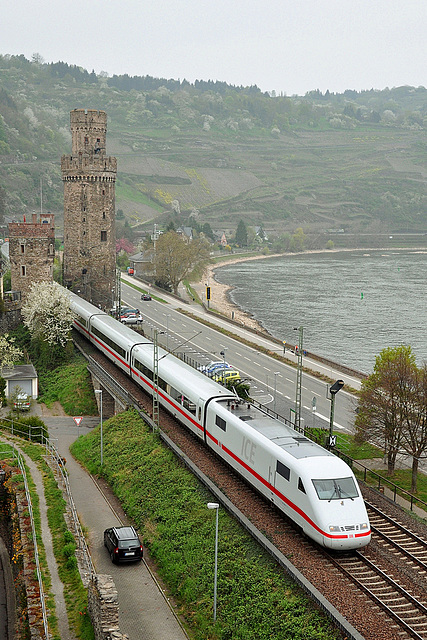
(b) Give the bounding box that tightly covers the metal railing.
[335,449,427,515]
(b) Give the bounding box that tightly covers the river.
[214,249,427,375]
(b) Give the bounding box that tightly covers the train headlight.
[360,522,369,530]
[329,525,341,532]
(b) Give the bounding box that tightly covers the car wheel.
[110,550,115,563]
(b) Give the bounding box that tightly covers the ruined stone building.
[62,109,116,307]
[8,213,55,304]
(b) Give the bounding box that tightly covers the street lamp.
[274,372,280,413]
[94,389,103,466]
[328,380,344,450]
[166,314,171,351]
[293,326,304,431]
[207,502,219,621]
[220,348,228,385]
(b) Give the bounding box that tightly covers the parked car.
[121,313,143,325]
[13,393,31,411]
[140,293,152,301]
[206,363,233,378]
[120,308,140,318]
[104,526,143,563]
[199,361,231,374]
[212,370,241,384]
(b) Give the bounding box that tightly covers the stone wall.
[87,574,129,640]
[8,213,55,304]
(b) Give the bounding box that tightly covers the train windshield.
[312,477,359,501]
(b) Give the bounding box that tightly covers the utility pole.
[294,326,303,432]
[153,329,160,430]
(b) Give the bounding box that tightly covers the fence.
[336,448,427,515]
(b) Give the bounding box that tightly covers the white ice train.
[70,292,371,551]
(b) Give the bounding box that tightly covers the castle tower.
[8,213,55,304]
[62,109,116,307]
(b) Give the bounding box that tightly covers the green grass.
[71,409,342,640]
[38,357,98,415]
[335,433,383,460]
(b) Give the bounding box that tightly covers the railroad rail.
[74,333,427,640]
[331,551,427,640]
[366,501,427,570]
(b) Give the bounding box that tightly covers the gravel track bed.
[79,337,427,640]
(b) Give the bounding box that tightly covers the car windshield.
[312,477,359,501]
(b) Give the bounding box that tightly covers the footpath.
[1,406,189,640]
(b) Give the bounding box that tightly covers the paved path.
[44,415,189,640]
[0,433,74,640]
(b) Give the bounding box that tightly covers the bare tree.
[152,231,210,295]
[399,364,427,492]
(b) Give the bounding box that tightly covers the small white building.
[2,364,38,400]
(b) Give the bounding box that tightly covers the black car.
[140,293,152,301]
[103,526,143,563]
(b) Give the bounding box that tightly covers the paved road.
[45,416,189,640]
[121,276,361,437]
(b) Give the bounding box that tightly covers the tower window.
[20,244,25,254]
[21,265,26,276]
[103,212,106,219]
[101,231,107,242]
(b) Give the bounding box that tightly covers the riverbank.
[192,253,280,332]
[192,246,427,341]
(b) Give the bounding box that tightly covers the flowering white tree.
[0,334,23,372]
[22,282,75,347]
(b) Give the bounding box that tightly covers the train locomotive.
[70,291,371,551]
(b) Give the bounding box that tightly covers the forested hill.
[0,53,426,240]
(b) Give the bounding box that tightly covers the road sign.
[73,417,83,426]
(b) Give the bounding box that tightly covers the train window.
[158,377,167,392]
[133,359,153,381]
[75,314,87,328]
[181,396,196,415]
[312,477,359,501]
[215,415,226,432]
[276,461,290,481]
[91,327,126,359]
[298,478,306,494]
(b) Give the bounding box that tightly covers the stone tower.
[8,213,55,303]
[62,109,116,307]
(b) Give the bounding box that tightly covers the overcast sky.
[1,0,425,95]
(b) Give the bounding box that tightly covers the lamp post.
[328,380,344,450]
[94,389,103,466]
[166,314,171,351]
[274,372,280,413]
[293,326,304,431]
[207,502,219,621]
[220,348,228,385]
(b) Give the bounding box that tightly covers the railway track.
[75,334,427,640]
[366,502,427,571]
[330,551,427,640]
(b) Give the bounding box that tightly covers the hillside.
[0,54,426,243]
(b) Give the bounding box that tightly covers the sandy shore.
[192,247,417,333]
[193,254,282,331]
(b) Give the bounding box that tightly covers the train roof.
[216,398,335,460]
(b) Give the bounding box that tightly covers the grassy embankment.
[71,408,342,640]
